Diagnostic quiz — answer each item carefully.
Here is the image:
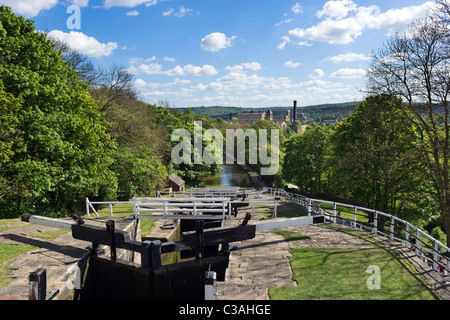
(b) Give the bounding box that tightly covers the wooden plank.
[181,225,256,247]
[22,214,74,231]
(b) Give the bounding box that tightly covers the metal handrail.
[263,187,450,273]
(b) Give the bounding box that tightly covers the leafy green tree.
[0,7,117,217]
[367,2,450,244]
[282,125,332,193]
[331,95,421,215]
[112,146,168,199]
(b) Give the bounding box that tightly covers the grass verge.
[269,225,441,300]
[0,244,38,287]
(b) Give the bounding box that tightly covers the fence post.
[390,216,395,241]
[29,269,46,300]
[353,206,357,228]
[333,203,337,223]
[405,223,410,244]
[308,199,312,216]
[86,198,90,217]
[109,203,113,217]
[373,211,378,234]
[433,240,438,271]
[415,229,420,256]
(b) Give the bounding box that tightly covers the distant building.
[272,110,290,129]
[237,109,291,129]
[168,174,185,192]
[237,110,272,124]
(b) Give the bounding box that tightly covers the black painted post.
[106,220,116,262]
[195,220,205,260]
[29,269,46,300]
[151,240,162,270]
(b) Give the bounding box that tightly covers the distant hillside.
[174,101,361,122]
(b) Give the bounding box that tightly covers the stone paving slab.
[217,205,450,300]
[0,216,134,300]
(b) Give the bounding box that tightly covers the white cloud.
[134,79,147,87]
[277,36,312,50]
[0,0,58,17]
[47,30,118,57]
[330,67,366,79]
[163,8,174,16]
[126,10,139,16]
[103,0,158,9]
[309,69,325,79]
[129,56,156,64]
[200,32,236,53]
[163,57,176,62]
[226,62,261,72]
[316,0,357,19]
[183,64,217,77]
[71,0,89,7]
[277,36,291,49]
[284,60,300,68]
[325,53,370,63]
[275,18,292,27]
[292,2,303,15]
[289,0,434,44]
[129,63,218,77]
[163,6,192,17]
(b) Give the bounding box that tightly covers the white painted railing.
[85,196,279,220]
[263,187,450,274]
[156,187,262,198]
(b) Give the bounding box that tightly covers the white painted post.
[433,240,438,271]
[274,200,277,218]
[353,206,357,228]
[252,201,255,217]
[86,198,90,217]
[308,199,312,216]
[415,229,420,256]
[405,223,410,243]
[109,203,113,217]
[333,203,337,224]
[373,211,378,234]
[390,216,395,241]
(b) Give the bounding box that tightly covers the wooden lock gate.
[21,211,324,300]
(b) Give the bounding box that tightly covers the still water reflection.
[203,164,254,188]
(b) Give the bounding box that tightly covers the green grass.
[274,229,311,242]
[269,226,441,300]
[255,202,308,219]
[317,202,370,224]
[96,203,155,236]
[0,218,23,232]
[0,244,38,287]
[32,229,69,240]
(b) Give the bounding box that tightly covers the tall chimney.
[293,100,297,122]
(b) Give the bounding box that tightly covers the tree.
[0,6,117,217]
[366,1,450,244]
[282,125,332,193]
[331,95,421,217]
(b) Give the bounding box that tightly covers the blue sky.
[1,0,436,108]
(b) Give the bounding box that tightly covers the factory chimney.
[293,100,297,123]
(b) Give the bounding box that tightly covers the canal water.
[203,164,254,188]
